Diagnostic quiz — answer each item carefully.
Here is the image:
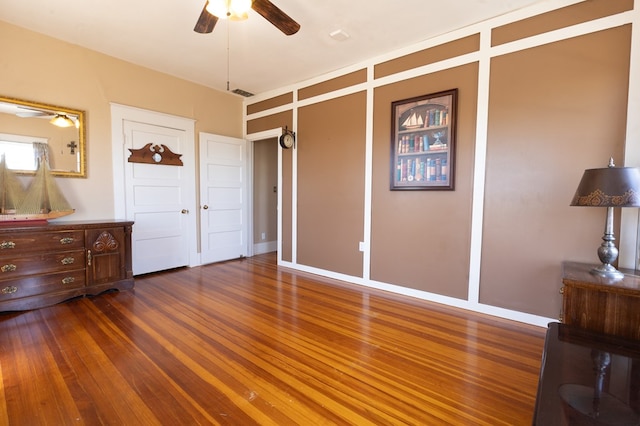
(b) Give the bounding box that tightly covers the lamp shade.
[570,166,640,207]
[206,0,251,19]
[50,114,75,128]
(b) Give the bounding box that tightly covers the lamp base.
[590,263,624,280]
[559,384,638,425]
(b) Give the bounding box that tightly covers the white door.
[199,132,248,264]
[124,121,191,275]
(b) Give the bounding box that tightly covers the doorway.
[246,128,287,263]
[111,104,198,275]
[252,137,278,255]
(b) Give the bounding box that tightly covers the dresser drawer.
[0,249,85,278]
[0,230,84,254]
[0,269,86,302]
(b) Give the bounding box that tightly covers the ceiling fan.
[194,0,300,36]
[0,104,77,128]
[14,106,55,119]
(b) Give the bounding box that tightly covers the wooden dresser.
[561,261,640,340]
[0,220,134,312]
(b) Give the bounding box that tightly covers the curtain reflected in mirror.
[33,142,49,168]
[0,96,86,178]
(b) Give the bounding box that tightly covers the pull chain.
[226,20,230,92]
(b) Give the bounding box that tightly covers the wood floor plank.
[0,253,546,425]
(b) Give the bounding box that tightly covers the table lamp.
[570,158,640,280]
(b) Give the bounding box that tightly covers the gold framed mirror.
[0,96,86,178]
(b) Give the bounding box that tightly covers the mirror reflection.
[0,96,86,177]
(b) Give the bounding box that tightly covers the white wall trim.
[360,65,375,281]
[620,4,640,269]
[291,90,299,265]
[246,134,254,258]
[467,28,493,305]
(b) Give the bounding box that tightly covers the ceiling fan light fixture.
[206,0,251,20]
[229,11,249,21]
[50,114,75,128]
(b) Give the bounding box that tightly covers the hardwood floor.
[0,253,546,425]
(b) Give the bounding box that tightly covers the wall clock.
[279,128,295,149]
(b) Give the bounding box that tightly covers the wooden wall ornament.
[127,143,183,166]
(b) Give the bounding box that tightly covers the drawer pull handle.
[61,257,75,265]
[0,241,16,250]
[87,250,92,266]
[1,264,17,272]
[1,286,17,294]
[61,277,75,285]
[60,237,75,245]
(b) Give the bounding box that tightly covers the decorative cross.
[67,141,77,155]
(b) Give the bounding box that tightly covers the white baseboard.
[254,240,277,255]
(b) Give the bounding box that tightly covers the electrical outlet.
[261,232,266,240]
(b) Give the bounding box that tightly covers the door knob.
[181,209,189,214]
[202,205,209,210]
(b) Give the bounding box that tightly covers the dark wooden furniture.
[561,261,640,341]
[533,322,640,425]
[0,220,134,312]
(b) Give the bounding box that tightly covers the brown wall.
[375,34,480,79]
[371,64,478,298]
[481,25,631,317]
[299,70,367,100]
[491,0,633,46]
[298,93,367,276]
[245,0,636,321]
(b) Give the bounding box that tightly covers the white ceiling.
[0,0,549,97]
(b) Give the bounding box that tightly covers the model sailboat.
[0,155,26,215]
[402,112,424,129]
[0,158,74,222]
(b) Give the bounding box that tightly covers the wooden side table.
[561,261,640,340]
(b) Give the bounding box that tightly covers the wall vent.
[232,88,254,97]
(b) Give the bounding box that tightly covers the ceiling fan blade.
[16,112,47,118]
[251,0,300,36]
[194,1,218,34]
[15,106,52,118]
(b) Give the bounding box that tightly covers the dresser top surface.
[0,220,134,233]
[562,261,640,291]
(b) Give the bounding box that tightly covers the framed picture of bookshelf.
[390,89,457,190]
